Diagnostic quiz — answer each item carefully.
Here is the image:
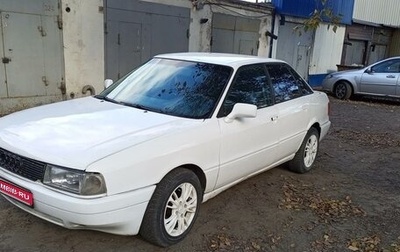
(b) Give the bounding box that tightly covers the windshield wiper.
[122,102,167,114]
[94,95,120,104]
[119,102,153,111]
[95,96,163,113]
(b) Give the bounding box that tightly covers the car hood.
[331,68,366,77]
[0,97,199,170]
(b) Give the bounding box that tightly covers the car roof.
[155,52,286,67]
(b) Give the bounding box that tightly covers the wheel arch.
[310,122,321,139]
[164,164,207,193]
[293,122,321,155]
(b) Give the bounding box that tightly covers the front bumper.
[321,76,338,93]
[0,167,155,235]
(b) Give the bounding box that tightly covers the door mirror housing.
[225,103,257,123]
[104,79,113,89]
[365,68,372,74]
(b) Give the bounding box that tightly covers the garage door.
[211,13,260,56]
[0,0,64,98]
[275,22,313,80]
[105,0,190,80]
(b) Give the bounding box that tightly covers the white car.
[0,53,330,247]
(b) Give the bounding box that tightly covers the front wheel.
[334,81,352,100]
[139,168,202,247]
[288,128,320,174]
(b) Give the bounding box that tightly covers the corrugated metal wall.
[353,0,400,27]
[272,0,354,24]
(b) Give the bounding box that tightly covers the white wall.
[309,24,346,75]
[61,0,104,99]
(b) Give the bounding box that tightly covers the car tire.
[334,81,352,100]
[288,127,320,174]
[139,168,203,247]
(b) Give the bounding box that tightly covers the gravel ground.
[0,96,399,252]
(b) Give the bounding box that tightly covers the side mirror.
[104,79,113,89]
[225,103,257,123]
[365,68,372,74]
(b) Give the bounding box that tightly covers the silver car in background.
[322,57,400,100]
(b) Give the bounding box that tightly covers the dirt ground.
[1,96,400,252]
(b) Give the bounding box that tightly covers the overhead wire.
[203,1,272,19]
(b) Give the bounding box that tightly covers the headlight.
[43,165,107,196]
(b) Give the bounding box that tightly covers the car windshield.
[98,58,232,119]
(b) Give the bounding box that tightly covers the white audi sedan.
[0,53,330,247]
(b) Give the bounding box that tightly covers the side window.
[267,64,312,103]
[219,64,272,117]
[371,60,400,73]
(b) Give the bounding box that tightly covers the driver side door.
[360,59,400,95]
[216,64,279,188]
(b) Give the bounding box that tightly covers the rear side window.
[266,64,313,103]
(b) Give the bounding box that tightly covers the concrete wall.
[61,0,104,99]
[189,5,213,52]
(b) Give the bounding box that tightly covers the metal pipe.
[82,85,96,96]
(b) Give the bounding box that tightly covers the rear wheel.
[139,168,202,247]
[288,127,319,174]
[334,81,352,100]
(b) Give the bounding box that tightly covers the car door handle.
[271,115,278,121]
[386,75,396,78]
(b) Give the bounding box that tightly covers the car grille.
[0,148,46,182]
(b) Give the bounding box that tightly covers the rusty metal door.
[343,40,366,66]
[368,44,387,65]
